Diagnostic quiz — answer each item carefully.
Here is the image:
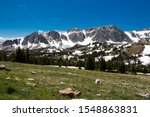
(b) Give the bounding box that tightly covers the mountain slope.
[125,28,150,42]
[0,25,132,51]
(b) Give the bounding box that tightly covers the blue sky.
[0,0,150,37]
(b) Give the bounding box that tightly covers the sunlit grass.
[0,61,150,100]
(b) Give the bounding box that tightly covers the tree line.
[0,47,150,74]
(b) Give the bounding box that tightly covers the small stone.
[96,94,101,97]
[0,64,6,70]
[5,67,12,71]
[95,79,101,85]
[60,82,66,85]
[28,78,35,81]
[26,82,36,87]
[15,77,20,81]
[6,77,10,80]
[137,92,150,98]
[31,71,36,74]
[62,78,68,80]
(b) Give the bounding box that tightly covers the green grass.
[0,61,150,100]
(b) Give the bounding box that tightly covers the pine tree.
[78,60,83,69]
[107,60,113,72]
[99,57,106,71]
[26,49,30,63]
[0,51,3,61]
[85,55,95,70]
[58,57,63,67]
[143,66,148,74]
[9,52,16,62]
[118,61,126,74]
[15,47,26,63]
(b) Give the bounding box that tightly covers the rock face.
[2,39,21,46]
[85,25,131,42]
[22,32,49,45]
[47,31,62,42]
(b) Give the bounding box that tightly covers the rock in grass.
[5,67,12,71]
[28,78,35,81]
[6,77,11,80]
[15,77,20,81]
[31,71,36,74]
[59,88,81,98]
[26,82,36,87]
[96,94,101,97]
[60,82,66,85]
[95,79,101,85]
[0,64,6,70]
[0,65,11,71]
[137,92,150,98]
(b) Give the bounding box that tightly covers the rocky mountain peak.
[1,25,150,51]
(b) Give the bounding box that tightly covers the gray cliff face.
[22,32,49,45]
[47,31,62,42]
[2,39,21,46]
[68,31,86,43]
[85,25,131,42]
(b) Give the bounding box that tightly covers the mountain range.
[0,25,150,51]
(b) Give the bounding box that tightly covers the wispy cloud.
[19,4,27,8]
[0,37,24,42]
[38,30,44,33]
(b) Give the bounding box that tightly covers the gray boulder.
[0,64,6,70]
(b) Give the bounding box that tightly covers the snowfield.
[139,56,150,65]
[139,45,150,65]
[142,45,150,55]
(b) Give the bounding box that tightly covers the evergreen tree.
[2,51,8,61]
[99,57,106,71]
[0,51,3,61]
[85,55,95,70]
[15,47,26,63]
[118,61,126,74]
[9,52,16,62]
[106,60,113,72]
[143,66,148,74]
[131,65,136,75]
[26,49,30,63]
[77,60,83,69]
[58,57,63,67]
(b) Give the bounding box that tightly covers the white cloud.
[38,30,44,33]
[0,37,24,42]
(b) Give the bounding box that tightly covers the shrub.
[6,87,16,94]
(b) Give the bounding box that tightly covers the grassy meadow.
[0,61,150,100]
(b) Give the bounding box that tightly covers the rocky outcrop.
[85,25,131,42]
[2,39,21,46]
[22,32,49,45]
[47,31,61,42]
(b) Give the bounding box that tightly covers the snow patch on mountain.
[125,29,150,42]
[142,45,150,55]
[139,56,150,65]
[125,32,140,42]
[139,45,150,65]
